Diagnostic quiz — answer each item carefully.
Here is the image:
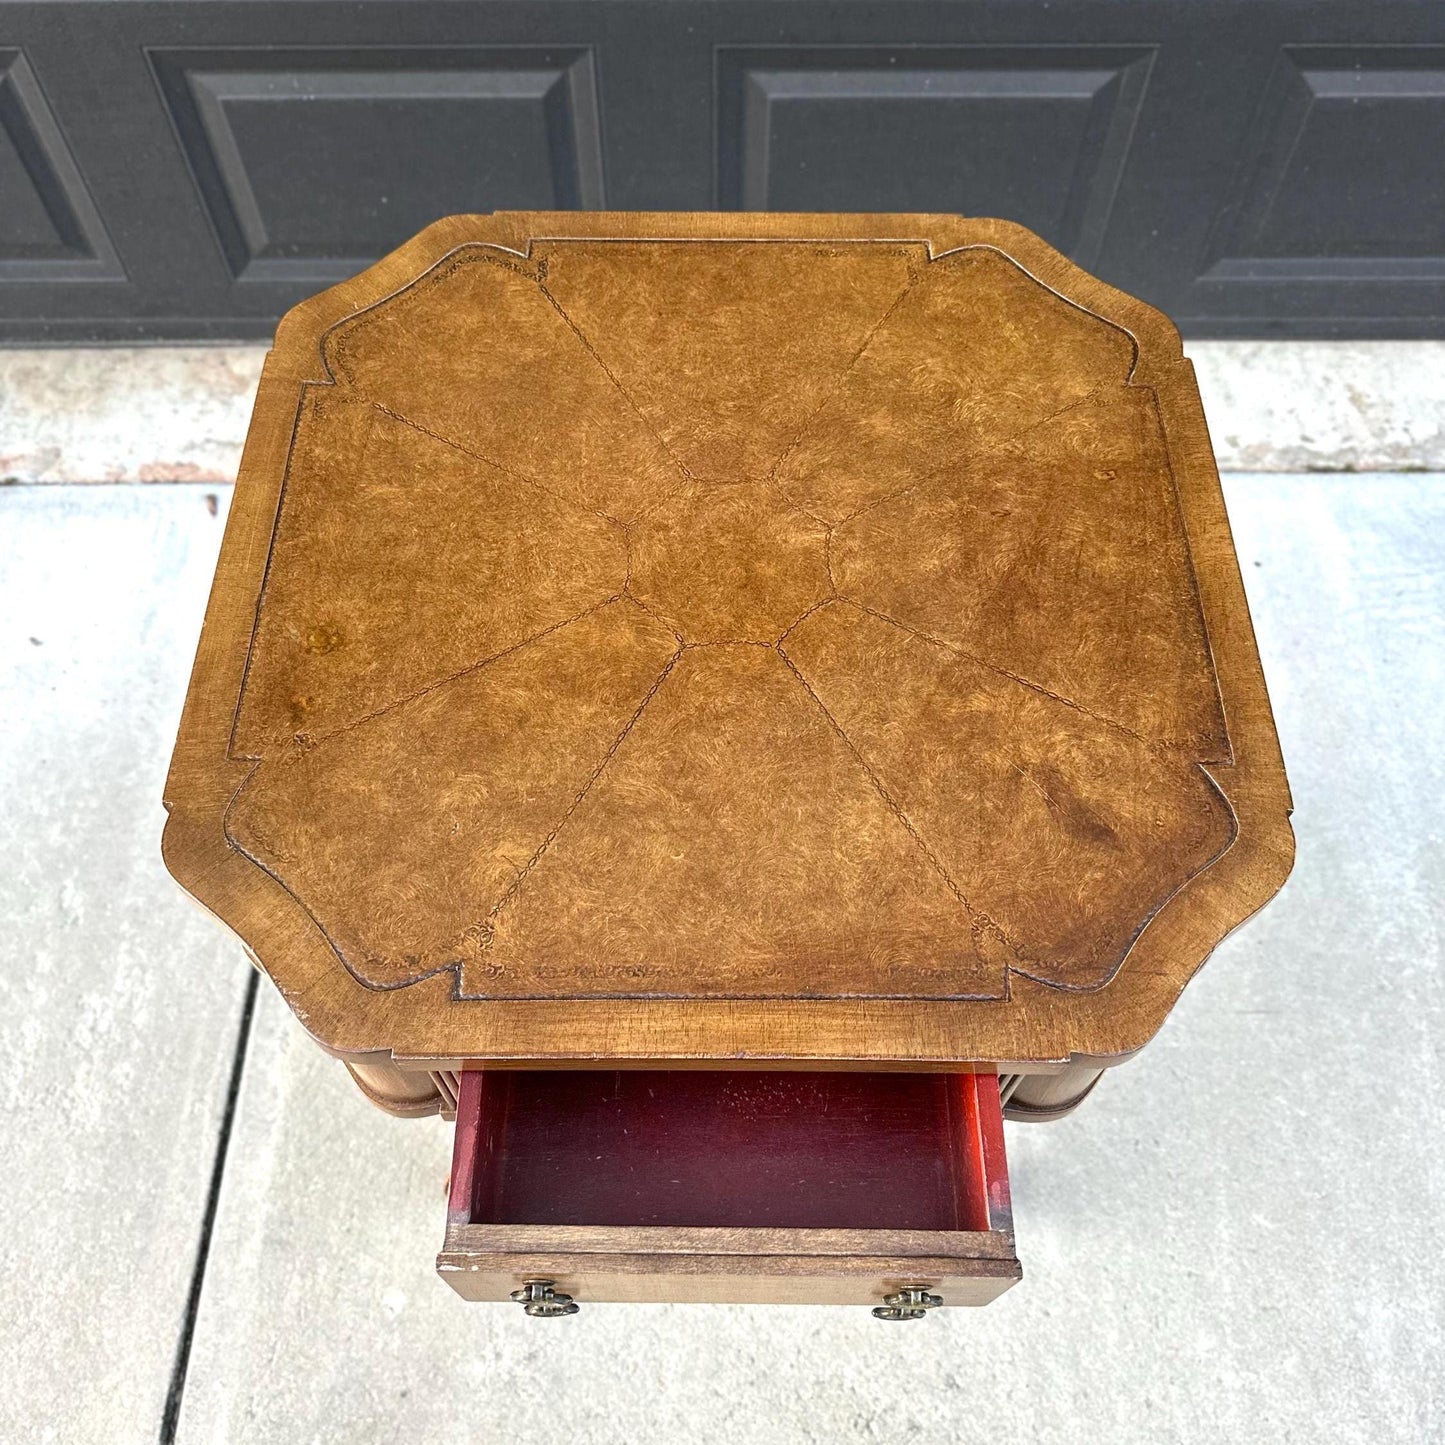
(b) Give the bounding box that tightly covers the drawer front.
[438,1069,1020,1311]
[439,1224,1019,1306]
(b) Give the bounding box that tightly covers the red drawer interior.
[448,1070,1010,1234]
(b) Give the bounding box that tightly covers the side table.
[164,211,1293,1313]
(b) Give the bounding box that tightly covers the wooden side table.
[164,212,1293,1314]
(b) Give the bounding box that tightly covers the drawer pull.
[509,1280,580,1318]
[872,1286,945,1321]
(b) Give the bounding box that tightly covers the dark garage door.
[2,1,1444,341]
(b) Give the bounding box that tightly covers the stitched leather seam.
[477,648,685,948]
[620,588,686,645]
[840,598,1166,756]
[774,641,1216,988]
[777,595,838,648]
[332,244,693,523]
[766,252,924,498]
[367,401,628,529]
[775,646,1031,974]
[622,476,833,642]
[232,385,629,758]
[236,238,1236,1000]
[535,264,694,488]
[828,382,1118,530]
[328,248,532,387]
[283,596,627,749]
[227,383,310,762]
[679,638,776,650]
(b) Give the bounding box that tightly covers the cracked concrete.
[0,348,264,484]
[2,342,1443,484]
[1189,342,1445,473]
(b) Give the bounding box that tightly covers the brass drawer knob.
[873,1286,944,1321]
[509,1280,579,1317]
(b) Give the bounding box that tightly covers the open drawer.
[438,1069,1020,1314]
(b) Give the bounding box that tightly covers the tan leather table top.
[163,212,1293,1070]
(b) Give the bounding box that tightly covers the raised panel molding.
[0,51,123,280]
[1203,47,1445,283]
[716,47,1155,267]
[149,48,605,282]
[3,5,1445,341]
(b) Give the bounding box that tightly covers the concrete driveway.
[1,347,1441,1444]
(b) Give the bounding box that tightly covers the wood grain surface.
[162,211,1294,1071]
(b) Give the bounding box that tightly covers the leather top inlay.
[163,213,1293,1065]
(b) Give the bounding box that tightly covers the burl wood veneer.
[163,212,1294,1083]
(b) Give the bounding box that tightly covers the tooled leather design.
[223,238,1236,1001]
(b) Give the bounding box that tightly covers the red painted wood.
[973,1073,1014,1231]
[449,1070,1010,1234]
[447,1069,486,1226]
[953,1073,992,1233]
